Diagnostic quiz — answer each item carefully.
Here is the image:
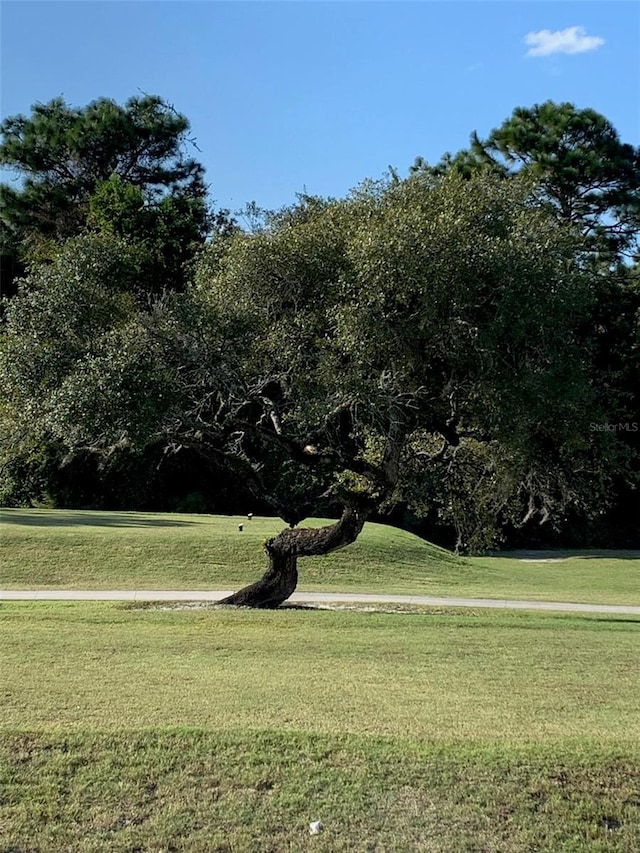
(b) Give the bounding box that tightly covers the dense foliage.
[0,94,215,295]
[1,96,638,555]
[413,100,640,260]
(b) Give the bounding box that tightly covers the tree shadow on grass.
[486,549,640,561]
[0,510,197,528]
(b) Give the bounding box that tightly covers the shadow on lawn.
[0,510,197,528]
[486,549,640,561]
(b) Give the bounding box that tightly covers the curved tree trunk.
[217,503,369,608]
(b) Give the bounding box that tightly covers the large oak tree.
[1,170,601,604]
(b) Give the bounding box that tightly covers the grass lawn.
[2,731,638,853]
[1,602,639,851]
[2,603,639,739]
[2,510,639,848]
[1,508,639,604]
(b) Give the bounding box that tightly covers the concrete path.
[1,589,639,615]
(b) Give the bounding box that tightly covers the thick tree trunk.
[217,503,369,608]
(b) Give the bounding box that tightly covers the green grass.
[2,731,639,852]
[1,602,639,851]
[2,603,640,740]
[2,510,639,849]
[1,508,638,604]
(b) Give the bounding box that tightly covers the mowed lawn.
[1,508,639,604]
[2,510,639,849]
[1,602,640,851]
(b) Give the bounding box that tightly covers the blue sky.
[1,2,639,213]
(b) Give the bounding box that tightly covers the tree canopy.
[1,96,639,602]
[0,94,213,293]
[413,101,640,261]
[1,169,607,603]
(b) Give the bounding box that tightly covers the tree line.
[1,95,638,603]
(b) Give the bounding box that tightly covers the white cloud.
[525,26,605,58]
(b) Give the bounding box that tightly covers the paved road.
[1,589,639,615]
